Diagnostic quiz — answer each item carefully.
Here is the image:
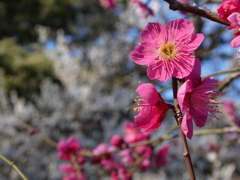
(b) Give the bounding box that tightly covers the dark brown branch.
[163,0,230,26]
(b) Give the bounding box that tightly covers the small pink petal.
[147,61,173,82]
[171,53,195,79]
[134,106,157,129]
[136,83,162,105]
[182,111,193,139]
[166,18,194,39]
[130,42,158,65]
[192,109,207,127]
[140,23,167,43]
[177,79,193,112]
[200,77,216,88]
[155,145,169,169]
[227,13,240,27]
[184,58,201,87]
[183,34,205,51]
[230,35,240,48]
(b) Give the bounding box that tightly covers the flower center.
[159,43,178,61]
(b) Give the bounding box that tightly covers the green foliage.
[0,0,119,44]
[0,38,61,101]
[0,0,77,43]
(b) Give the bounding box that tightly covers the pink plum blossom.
[227,13,240,47]
[217,0,240,25]
[95,0,116,11]
[228,12,240,26]
[223,100,240,126]
[155,145,169,169]
[177,75,222,139]
[60,164,86,180]
[92,143,115,169]
[110,135,123,147]
[110,165,132,180]
[123,121,150,143]
[134,83,172,132]
[132,0,154,18]
[130,18,204,82]
[57,137,80,161]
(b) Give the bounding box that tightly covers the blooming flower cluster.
[217,0,240,47]
[91,122,154,180]
[131,19,222,139]
[57,137,87,180]
[57,123,170,180]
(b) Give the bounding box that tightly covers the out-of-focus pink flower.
[228,12,240,26]
[92,143,115,169]
[57,137,80,161]
[227,12,240,47]
[223,100,240,126]
[130,18,204,82]
[120,149,136,165]
[155,145,169,169]
[140,158,151,171]
[110,135,123,147]
[63,175,87,180]
[95,0,116,11]
[217,0,240,24]
[60,164,86,180]
[134,83,172,132]
[110,165,132,180]
[207,143,221,153]
[177,76,222,139]
[132,0,154,18]
[124,121,147,143]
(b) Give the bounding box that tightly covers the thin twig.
[217,73,240,91]
[202,68,240,78]
[0,154,29,180]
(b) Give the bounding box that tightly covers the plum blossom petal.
[134,106,158,129]
[131,18,204,81]
[140,23,167,43]
[177,79,193,112]
[184,59,201,87]
[192,109,208,127]
[182,112,193,139]
[227,12,240,27]
[130,42,158,65]
[171,54,195,79]
[230,34,240,47]
[166,18,194,39]
[147,61,173,82]
[155,145,169,169]
[136,83,162,105]
[182,34,205,51]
